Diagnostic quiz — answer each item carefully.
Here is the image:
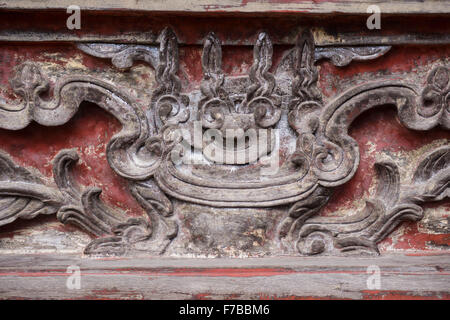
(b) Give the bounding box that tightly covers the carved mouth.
[201,128,275,164]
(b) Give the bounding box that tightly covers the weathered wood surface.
[0,254,448,299]
[0,3,448,301]
[2,0,450,14]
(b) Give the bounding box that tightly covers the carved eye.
[201,98,230,129]
[246,97,281,128]
[158,102,173,121]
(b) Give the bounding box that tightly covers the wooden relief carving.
[0,27,448,257]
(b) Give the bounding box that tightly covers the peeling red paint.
[0,101,146,222]
[192,293,212,300]
[380,221,450,251]
[362,290,450,300]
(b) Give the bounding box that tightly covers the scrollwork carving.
[0,151,63,226]
[314,46,391,67]
[0,26,448,257]
[0,62,159,180]
[0,148,158,256]
[77,43,159,69]
[419,66,450,128]
[292,146,450,255]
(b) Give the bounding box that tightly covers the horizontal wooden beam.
[2,0,450,15]
[0,30,449,46]
[0,254,449,299]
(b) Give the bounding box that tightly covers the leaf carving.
[292,145,450,256]
[130,181,178,254]
[0,151,63,226]
[374,161,400,208]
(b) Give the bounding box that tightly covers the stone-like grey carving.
[290,146,450,255]
[0,151,62,226]
[0,27,448,257]
[0,148,155,255]
[77,43,159,69]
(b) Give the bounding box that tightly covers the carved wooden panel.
[0,2,448,273]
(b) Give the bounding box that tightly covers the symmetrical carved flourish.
[292,146,450,255]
